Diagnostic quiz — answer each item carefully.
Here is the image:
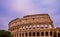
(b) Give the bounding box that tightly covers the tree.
[0,30,12,37]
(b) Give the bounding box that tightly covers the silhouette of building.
[8,14,60,37]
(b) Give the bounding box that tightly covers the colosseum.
[8,14,60,37]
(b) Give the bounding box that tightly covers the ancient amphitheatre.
[8,14,60,37]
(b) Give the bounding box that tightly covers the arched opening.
[17,33,18,37]
[33,25,36,29]
[33,32,35,36]
[58,33,60,37]
[29,25,32,29]
[26,26,28,29]
[12,34,14,37]
[41,32,44,36]
[15,33,16,37]
[37,32,40,36]
[26,26,28,28]
[22,33,24,37]
[26,32,28,36]
[37,25,40,28]
[49,25,52,28]
[29,32,31,36]
[41,25,44,29]
[20,33,21,37]
[45,32,48,36]
[23,26,25,29]
[50,32,52,36]
[45,25,48,28]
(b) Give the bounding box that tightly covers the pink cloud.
[0,0,59,30]
[8,0,58,15]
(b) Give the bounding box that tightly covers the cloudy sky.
[0,0,60,30]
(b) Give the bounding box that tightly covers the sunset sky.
[0,0,60,30]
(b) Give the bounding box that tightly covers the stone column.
[52,31,54,37]
[24,32,25,37]
[19,33,21,37]
[15,34,17,37]
[16,33,18,37]
[31,32,33,37]
[28,32,29,37]
[44,31,45,37]
[39,31,41,37]
[57,31,58,37]
[18,33,19,37]
[35,32,36,37]
[49,31,50,37]
[14,33,15,37]
[21,33,22,37]
[15,33,16,37]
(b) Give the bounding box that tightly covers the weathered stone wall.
[8,14,56,37]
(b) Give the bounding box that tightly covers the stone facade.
[8,14,60,37]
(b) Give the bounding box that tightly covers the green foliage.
[0,30,12,37]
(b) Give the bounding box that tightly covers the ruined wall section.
[8,14,54,33]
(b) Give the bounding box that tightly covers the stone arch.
[36,25,40,28]
[50,32,52,36]
[33,32,35,36]
[26,32,28,36]
[29,25,32,29]
[41,25,44,29]
[45,32,48,36]
[37,32,40,36]
[41,32,44,36]
[45,25,48,28]
[33,25,36,29]
[22,33,24,37]
[29,32,31,36]
[20,33,21,37]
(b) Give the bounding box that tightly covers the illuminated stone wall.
[8,14,56,37]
